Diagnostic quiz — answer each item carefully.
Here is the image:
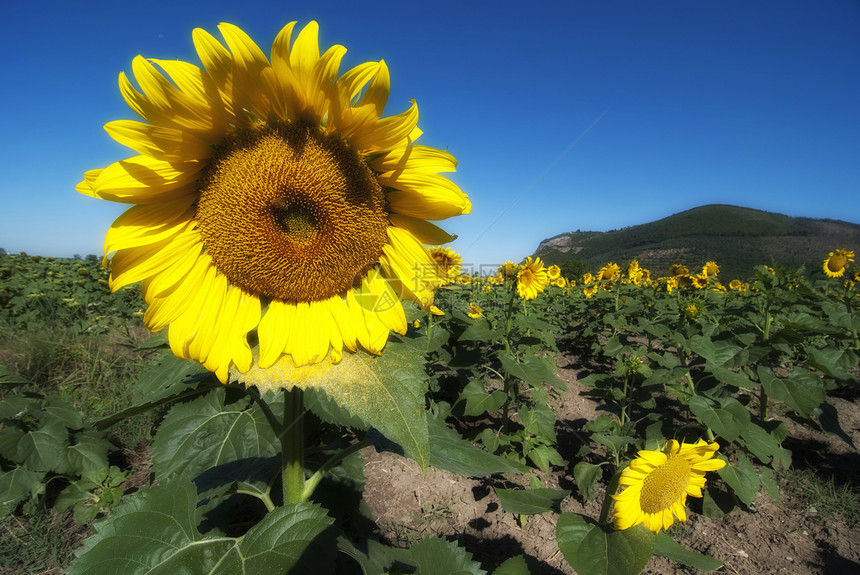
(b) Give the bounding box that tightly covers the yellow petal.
[358,59,389,116]
[104,121,212,162]
[109,225,202,291]
[92,155,202,204]
[388,213,455,245]
[104,197,195,258]
[350,100,419,154]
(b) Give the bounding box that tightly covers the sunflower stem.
[301,438,373,501]
[281,387,305,505]
[599,468,624,527]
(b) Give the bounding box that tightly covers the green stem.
[281,387,305,505]
[598,469,624,526]
[301,439,373,501]
[759,385,769,423]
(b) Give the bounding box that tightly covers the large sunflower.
[77,21,470,383]
[823,249,854,278]
[612,439,725,533]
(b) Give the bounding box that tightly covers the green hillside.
[534,204,860,280]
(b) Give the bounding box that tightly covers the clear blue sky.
[2,0,858,272]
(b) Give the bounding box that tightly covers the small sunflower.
[691,274,709,289]
[553,276,568,288]
[823,249,855,278]
[612,439,725,533]
[729,279,742,291]
[702,261,719,277]
[516,257,549,300]
[683,302,702,319]
[598,263,621,282]
[547,264,561,281]
[466,302,482,319]
[675,274,694,290]
[669,264,689,276]
[429,246,463,283]
[583,285,598,299]
[582,272,594,285]
[498,261,518,280]
[78,21,470,384]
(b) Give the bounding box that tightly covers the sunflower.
[582,272,594,285]
[466,302,482,319]
[553,276,568,288]
[583,286,598,299]
[612,439,725,533]
[77,21,470,384]
[683,302,702,319]
[429,246,463,283]
[669,264,689,277]
[675,274,694,290]
[729,279,742,291]
[498,261,518,280]
[547,264,561,281]
[598,263,621,282]
[823,249,855,278]
[702,261,719,277]
[516,257,549,300]
[691,274,709,289]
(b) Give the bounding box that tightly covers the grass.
[0,509,90,574]
[784,467,860,528]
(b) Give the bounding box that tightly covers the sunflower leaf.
[688,396,749,442]
[494,487,569,515]
[151,388,279,479]
[556,513,654,575]
[717,452,760,506]
[67,476,338,575]
[237,337,430,470]
[653,532,723,571]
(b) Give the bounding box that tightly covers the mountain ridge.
[533,204,860,280]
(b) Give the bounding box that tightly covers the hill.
[533,204,860,280]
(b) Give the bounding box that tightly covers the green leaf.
[0,366,32,386]
[0,467,44,516]
[688,396,750,442]
[66,431,112,475]
[758,367,825,418]
[458,318,502,342]
[17,418,69,473]
[68,477,338,575]
[556,513,654,575]
[237,337,430,470]
[455,380,506,417]
[491,554,542,575]
[151,389,278,479]
[390,536,487,575]
[759,467,780,503]
[526,445,564,473]
[494,487,569,515]
[591,434,636,454]
[132,351,211,404]
[737,422,786,465]
[304,387,369,430]
[428,417,528,476]
[653,531,723,571]
[573,462,602,501]
[498,352,565,390]
[717,453,759,506]
[687,336,744,368]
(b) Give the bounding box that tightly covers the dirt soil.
[361,355,860,574]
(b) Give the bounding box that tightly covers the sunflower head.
[583,285,598,299]
[582,272,594,285]
[702,261,720,277]
[729,279,742,290]
[823,249,855,278]
[466,302,483,319]
[598,263,621,282]
[516,257,549,300]
[498,261,518,280]
[428,246,463,283]
[78,21,470,384]
[547,264,562,280]
[612,439,725,533]
[683,302,702,320]
[691,274,709,289]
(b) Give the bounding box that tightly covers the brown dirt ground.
[362,355,860,574]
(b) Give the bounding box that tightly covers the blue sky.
[1,0,858,271]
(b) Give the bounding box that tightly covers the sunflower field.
[2,18,860,575]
